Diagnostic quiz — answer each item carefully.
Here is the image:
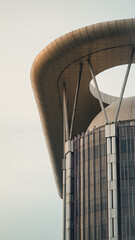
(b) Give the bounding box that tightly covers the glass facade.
[73,127,108,240]
[118,121,135,240]
[73,120,135,240]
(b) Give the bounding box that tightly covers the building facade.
[31,19,135,239]
[72,119,135,240]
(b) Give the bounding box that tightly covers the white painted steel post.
[114,48,135,123]
[69,63,83,140]
[105,124,118,240]
[65,140,73,240]
[63,85,69,240]
[63,85,74,240]
[87,58,109,124]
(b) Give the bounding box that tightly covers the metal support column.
[63,84,69,141]
[69,63,83,140]
[63,84,74,240]
[114,48,135,122]
[105,124,118,240]
[63,84,69,240]
[87,58,109,124]
[65,140,74,240]
[63,63,83,239]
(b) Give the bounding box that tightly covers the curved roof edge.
[31,19,135,197]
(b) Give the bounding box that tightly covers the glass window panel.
[127,126,133,135]
[95,172,100,184]
[120,139,127,153]
[101,143,106,157]
[95,158,100,172]
[119,126,126,136]
[101,225,107,238]
[90,227,94,239]
[85,228,88,239]
[101,170,107,183]
[90,199,94,212]
[131,216,135,236]
[96,225,100,239]
[95,145,99,158]
[129,166,135,179]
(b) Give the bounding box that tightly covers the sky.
[1,0,135,239]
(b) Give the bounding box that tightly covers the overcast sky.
[1,0,135,239]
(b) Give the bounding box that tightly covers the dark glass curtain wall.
[73,120,135,240]
[118,121,135,240]
[73,127,108,240]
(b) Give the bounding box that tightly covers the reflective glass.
[73,128,107,239]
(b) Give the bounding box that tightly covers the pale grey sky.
[1,0,135,239]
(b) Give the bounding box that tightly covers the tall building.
[31,19,135,240]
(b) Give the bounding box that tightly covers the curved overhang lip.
[31,18,135,198]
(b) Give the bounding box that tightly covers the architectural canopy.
[31,19,135,197]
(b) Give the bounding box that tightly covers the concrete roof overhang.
[31,19,135,198]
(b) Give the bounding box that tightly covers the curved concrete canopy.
[31,19,135,197]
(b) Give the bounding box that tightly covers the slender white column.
[65,140,73,240]
[63,85,74,240]
[87,58,109,124]
[63,85,69,240]
[114,48,134,123]
[69,63,83,140]
[105,124,118,240]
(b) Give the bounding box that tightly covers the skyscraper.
[31,19,135,240]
